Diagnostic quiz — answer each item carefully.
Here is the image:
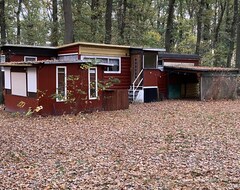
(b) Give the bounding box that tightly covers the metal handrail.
[132,69,143,101]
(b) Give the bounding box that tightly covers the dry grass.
[0,100,240,189]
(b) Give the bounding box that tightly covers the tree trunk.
[213,1,226,48]
[235,2,240,68]
[63,0,74,44]
[91,0,100,42]
[51,0,58,46]
[0,0,6,45]
[16,0,23,44]
[104,0,112,44]
[165,0,176,52]
[117,0,127,44]
[226,0,238,67]
[195,0,205,55]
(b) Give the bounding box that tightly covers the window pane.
[57,67,66,101]
[58,55,78,61]
[106,59,119,72]
[89,68,97,99]
[97,58,108,63]
[83,57,95,63]
[25,57,37,62]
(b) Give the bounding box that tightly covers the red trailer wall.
[57,45,79,54]
[104,57,131,89]
[38,64,104,115]
[143,69,168,99]
[4,94,38,113]
[8,55,52,62]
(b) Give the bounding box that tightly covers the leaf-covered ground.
[0,100,239,190]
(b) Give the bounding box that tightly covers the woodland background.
[0,0,240,67]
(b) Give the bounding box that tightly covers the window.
[58,53,78,61]
[11,72,27,96]
[4,67,11,89]
[24,56,37,62]
[27,68,37,93]
[88,67,98,99]
[56,66,67,102]
[143,53,157,68]
[82,56,121,73]
[4,67,38,97]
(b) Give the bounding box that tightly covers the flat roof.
[164,65,240,73]
[57,42,131,49]
[0,59,112,67]
[0,44,56,49]
[159,53,200,60]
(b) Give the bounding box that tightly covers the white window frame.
[56,66,67,102]
[88,67,98,100]
[82,55,121,74]
[24,56,37,62]
[4,67,11,89]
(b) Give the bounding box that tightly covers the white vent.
[0,55,6,63]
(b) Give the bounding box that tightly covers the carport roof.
[164,65,240,73]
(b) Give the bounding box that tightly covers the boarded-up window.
[11,72,27,97]
[88,67,98,99]
[56,66,67,102]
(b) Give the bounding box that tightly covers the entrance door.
[131,54,142,83]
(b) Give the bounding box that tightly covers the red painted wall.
[104,57,131,89]
[38,63,104,115]
[8,55,52,62]
[143,69,160,87]
[57,45,79,54]
[143,69,168,99]
[4,94,38,113]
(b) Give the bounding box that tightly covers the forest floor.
[0,100,240,190]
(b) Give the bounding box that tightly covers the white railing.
[132,69,143,101]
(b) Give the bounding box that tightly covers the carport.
[164,65,240,100]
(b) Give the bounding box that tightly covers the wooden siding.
[5,55,52,62]
[57,45,79,55]
[79,45,130,57]
[38,64,104,115]
[4,94,38,113]
[158,72,168,99]
[103,57,131,89]
[143,69,168,99]
[103,89,129,111]
[143,69,159,86]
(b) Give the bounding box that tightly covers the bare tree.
[63,0,74,44]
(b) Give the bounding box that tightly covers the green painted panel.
[168,84,181,99]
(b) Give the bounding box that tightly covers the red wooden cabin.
[0,42,131,115]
